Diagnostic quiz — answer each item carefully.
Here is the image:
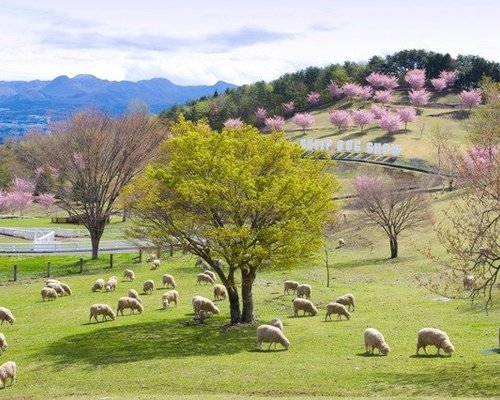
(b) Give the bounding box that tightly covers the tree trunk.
[89,218,106,260]
[241,268,256,323]
[227,286,241,324]
[389,236,398,259]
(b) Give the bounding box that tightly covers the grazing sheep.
[0,308,15,325]
[41,287,58,302]
[143,279,155,294]
[59,282,72,296]
[117,297,144,316]
[0,361,16,388]
[325,302,351,321]
[364,328,390,355]
[0,333,7,353]
[296,284,312,299]
[292,298,318,317]
[46,282,65,296]
[127,289,142,303]
[89,304,116,323]
[46,279,61,285]
[203,270,216,281]
[105,276,118,291]
[283,280,299,295]
[335,293,355,311]
[123,269,135,281]
[162,274,176,288]
[192,295,220,317]
[255,324,290,350]
[147,253,157,262]
[463,273,474,290]
[151,259,160,270]
[161,290,179,308]
[196,273,215,285]
[416,328,455,356]
[195,257,209,269]
[213,284,228,301]
[270,317,284,332]
[91,278,105,292]
[338,238,345,247]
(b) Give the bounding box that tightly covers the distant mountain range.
[0,74,237,141]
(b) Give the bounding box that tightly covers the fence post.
[138,249,143,263]
[47,262,51,278]
[13,265,17,282]
[109,254,113,269]
[79,258,84,273]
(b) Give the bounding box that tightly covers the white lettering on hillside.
[300,138,401,157]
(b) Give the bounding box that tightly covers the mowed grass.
[0,194,499,399]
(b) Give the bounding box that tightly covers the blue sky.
[0,0,498,85]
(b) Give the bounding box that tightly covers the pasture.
[0,192,499,399]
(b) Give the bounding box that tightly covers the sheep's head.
[345,311,352,320]
[442,340,455,355]
[311,306,318,316]
[380,343,390,355]
[282,337,290,350]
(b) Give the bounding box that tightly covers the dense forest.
[159,49,500,130]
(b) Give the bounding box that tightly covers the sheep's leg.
[436,347,441,355]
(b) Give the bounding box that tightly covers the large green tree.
[125,118,339,324]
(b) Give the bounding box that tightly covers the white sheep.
[105,276,118,291]
[162,274,176,288]
[0,361,16,388]
[91,278,105,292]
[41,287,58,301]
[325,302,351,321]
[127,289,142,303]
[151,259,161,270]
[196,273,215,285]
[255,324,290,350]
[283,280,299,295]
[89,304,116,323]
[161,290,179,308]
[59,282,72,296]
[195,257,209,269]
[338,238,345,247]
[0,307,15,325]
[364,328,390,355]
[143,279,155,294]
[203,270,216,281]
[335,293,355,311]
[292,298,318,317]
[0,333,7,353]
[147,253,157,262]
[46,278,61,285]
[270,317,284,331]
[192,295,220,317]
[46,281,65,296]
[463,273,474,290]
[123,269,135,281]
[416,328,455,356]
[296,284,312,299]
[117,297,144,316]
[213,284,228,301]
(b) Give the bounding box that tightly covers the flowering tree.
[431,78,447,92]
[351,109,374,133]
[459,89,482,110]
[223,118,243,129]
[327,80,343,98]
[397,107,417,130]
[370,104,388,120]
[255,107,267,122]
[12,177,35,193]
[358,86,373,101]
[366,72,399,90]
[353,175,432,258]
[342,83,362,99]
[6,191,33,216]
[264,116,285,132]
[282,101,295,115]
[374,90,392,106]
[0,191,8,213]
[307,91,321,106]
[329,110,351,134]
[293,113,314,134]
[379,113,402,133]
[404,69,426,90]
[37,193,56,213]
[409,89,431,108]
[439,70,458,86]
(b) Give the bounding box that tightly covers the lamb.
[196,273,215,285]
[127,289,142,303]
[143,279,155,294]
[416,328,455,356]
[0,361,16,388]
[117,297,144,316]
[0,308,15,325]
[255,324,290,350]
[283,280,299,295]
[151,259,160,270]
[463,272,474,290]
[162,274,176,288]
[203,270,216,281]
[335,293,355,311]
[192,295,220,317]
[104,276,118,291]
[161,290,179,308]
[46,281,65,296]
[0,333,7,353]
[91,278,105,292]
[292,298,318,317]
[364,328,390,355]
[270,317,284,331]
[296,284,312,299]
[41,287,58,301]
[213,284,228,301]
[89,304,116,323]
[325,302,351,321]
[123,269,135,281]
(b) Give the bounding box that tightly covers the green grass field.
[0,192,498,399]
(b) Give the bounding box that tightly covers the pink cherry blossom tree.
[37,193,56,213]
[370,104,388,120]
[12,177,35,193]
[374,90,392,106]
[0,191,8,213]
[6,191,33,216]
[404,69,426,90]
[409,89,431,108]
[306,91,321,106]
[282,101,295,115]
[379,113,402,133]
[431,78,447,92]
[439,70,458,86]
[459,89,482,110]
[366,72,399,90]
[329,110,351,134]
[342,83,362,99]
[293,113,314,134]
[255,107,267,121]
[397,107,417,130]
[326,80,343,98]
[352,109,374,133]
[358,86,373,101]
[264,116,285,132]
[223,118,243,129]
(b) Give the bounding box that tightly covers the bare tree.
[16,109,166,258]
[352,174,432,258]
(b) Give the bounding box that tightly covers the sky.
[0,0,499,86]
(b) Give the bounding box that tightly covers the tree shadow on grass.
[41,318,255,367]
